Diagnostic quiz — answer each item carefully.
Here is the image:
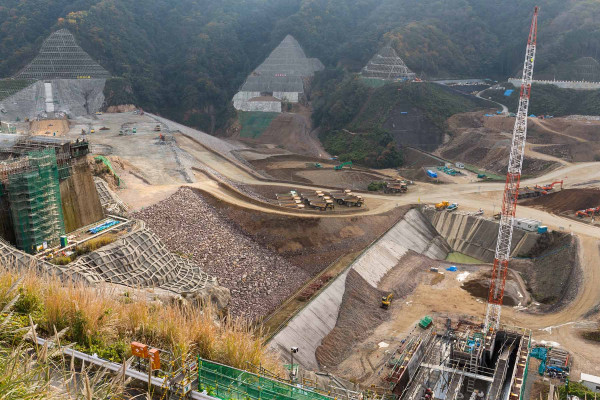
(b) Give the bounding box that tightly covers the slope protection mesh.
[361,45,416,80]
[240,35,323,93]
[16,29,110,80]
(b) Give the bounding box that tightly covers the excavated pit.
[270,208,580,373]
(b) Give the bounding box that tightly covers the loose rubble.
[132,187,310,319]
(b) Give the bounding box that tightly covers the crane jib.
[484,6,539,332]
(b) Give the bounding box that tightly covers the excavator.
[334,161,352,171]
[576,206,600,218]
[381,293,393,309]
[534,180,563,191]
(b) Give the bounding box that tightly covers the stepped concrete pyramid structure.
[362,45,416,81]
[233,35,324,112]
[15,29,110,80]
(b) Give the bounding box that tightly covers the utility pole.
[290,347,298,383]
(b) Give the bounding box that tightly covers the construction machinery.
[276,191,305,210]
[327,190,364,207]
[534,180,563,191]
[446,203,459,211]
[576,206,600,218]
[384,180,408,194]
[485,6,539,332]
[334,161,352,171]
[314,163,322,168]
[381,293,393,309]
[154,124,161,132]
[300,192,335,211]
[435,201,450,210]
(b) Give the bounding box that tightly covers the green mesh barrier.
[197,358,333,400]
[8,149,65,253]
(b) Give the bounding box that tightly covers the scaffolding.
[362,45,416,81]
[7,149,65,253]
[394,321,531,400]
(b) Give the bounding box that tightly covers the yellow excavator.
[381,293,393,309]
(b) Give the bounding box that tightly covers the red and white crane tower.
[485,6,540,332]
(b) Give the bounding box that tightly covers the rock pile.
[132,187,310,319]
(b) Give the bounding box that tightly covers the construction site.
[0,8,600,400]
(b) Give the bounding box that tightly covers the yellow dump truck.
[435,201,450,210]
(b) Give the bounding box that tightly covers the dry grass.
[0,264,284,375]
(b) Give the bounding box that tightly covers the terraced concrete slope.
[270,209,450,370]
[424,210,538,262]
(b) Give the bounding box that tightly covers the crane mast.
[485,6,539,332]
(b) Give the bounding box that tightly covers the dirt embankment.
[316,252,441,368]
[521,189,600,213]
[440,112,564,175]
[316,269,388,367]
[510,232,581,311]
[201,192,410,276]
[133,186,409,319]
[249,154,390,190]
[29,119,69,136]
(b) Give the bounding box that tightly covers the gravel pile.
[132,187,310,319]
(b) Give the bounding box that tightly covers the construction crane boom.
[485,6,539,332]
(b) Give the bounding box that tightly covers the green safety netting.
[8,149,65,253]
[197,358,333,400]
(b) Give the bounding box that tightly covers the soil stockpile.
[315,269,388,367]
[521,189,600,213]
[132,187,310,319]
[315,252,431,367]
[510,232,581,310]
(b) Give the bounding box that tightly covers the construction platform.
[386,319,531,400]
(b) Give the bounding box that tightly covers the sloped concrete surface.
[270,209,450,370]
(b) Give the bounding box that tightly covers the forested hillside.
[312,72,487,167]
[1,0,599,132]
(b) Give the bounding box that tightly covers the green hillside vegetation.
[483,83,600,116]
[238,111,279,138]
[314,73,485,168]
[1,0,600,133]
[102,77,138,108]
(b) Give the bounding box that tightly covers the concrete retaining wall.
[424,210,539,262]
[60,161,104,233]
[238,100,281,112]
[509,78,600,90]
[270,209,450,370]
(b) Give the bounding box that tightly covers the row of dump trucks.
[276,189,364,211]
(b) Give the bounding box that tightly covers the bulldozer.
[381,293,393,309]
[435,201,449,210]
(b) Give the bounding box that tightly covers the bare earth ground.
[438,112,600,176]
[63,111,600,378]
[229,104,330,158]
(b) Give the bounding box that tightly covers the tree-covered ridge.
[1,0,600,132]
[312,71,486,168]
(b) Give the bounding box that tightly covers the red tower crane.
[485,6,540,332]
